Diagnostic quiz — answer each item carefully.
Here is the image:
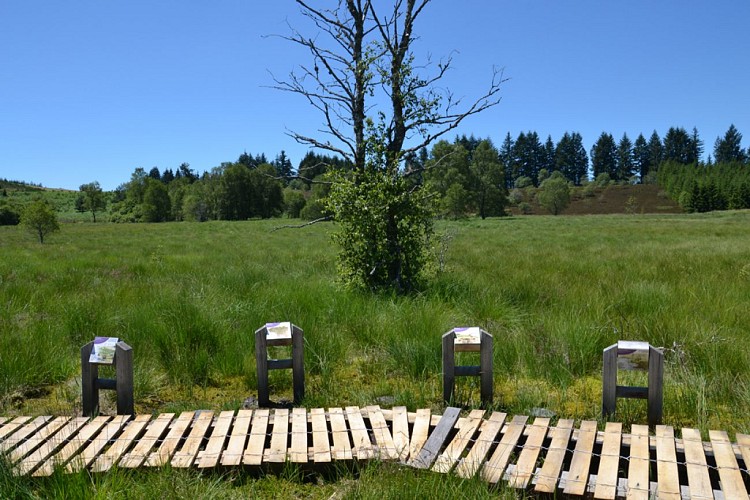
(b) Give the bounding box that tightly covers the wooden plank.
[0,416,32,442]
[409,407,461,470]
[221,409,252,466]
[366,406,397,460]
[593,422,622,500]
[66,415,131,472]
[408,408,431,461]
[345,406,374,460]
[145,411,194,467]
[534,418,574,493]
[455,412,506,479]
[737,433,750,484]
[266,408,289,463]
[508,417,550,489]
[328,407,352,460]
[681,428,713,500]
[654,425,681,500]
[391,406,409,461]
[709,430,749,500]
[171,411,214,468]
[289,408,307,463]
[563,420,597,496]
[481,414,528,484]
[432,409,484,474]
[197,410,235,468]
[119,413,174,468]
[9,416,69,463]
[243,408,269,466]
[310,408,331,463]
[16,417,89,476]
[626,424,650,500]
[0,416,52,453]
[34,416,110,476]
[91,414,151,472]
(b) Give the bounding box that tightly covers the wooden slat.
[0,416,52,453]
[391,406,410,461]
[328,407,352,460]
[91,414,151,472]
[34,416,110,476]
[310,408,331,463]
[534,419,574,493]
[289,408,307,463]
[737,433,750,484]
[508,417,550,489]
[119,413,174,468]
[654,425,680,500]
[266,408,289,463]
[66,415,131,472]
[594,422,622,500]
[366,406,397,460]
[197,410,235,468]
[681,428,713,500]
[709,430,749,500]
[455,412,506,479]
[432,409,484,474]
[0,416,32,441]
[171,411,214,468]
[146,411,194,467]
[409,407,461,470]
[221,409,252,466]
[17,417,89,476]
[626,424,650,500]
[9,416,69,463]
[408,408,431,461]
[243,408,269,466]
[346,406,374,460]
[482,414,528,484]
[563,420,597,496]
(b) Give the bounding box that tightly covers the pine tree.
[499,132,515,188]
[633,134,649,182]
[616,133,635,182]
[591,132,617,180]
[713,124,746,164]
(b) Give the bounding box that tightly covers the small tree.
[22,198,60,243]
[537,173,570,215]
[79,181,107,222]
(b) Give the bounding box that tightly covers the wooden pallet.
[1,408,749,498]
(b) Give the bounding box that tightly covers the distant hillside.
[509,184,683,216]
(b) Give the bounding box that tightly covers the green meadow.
[1,212,750,496]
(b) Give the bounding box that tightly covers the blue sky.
[2,1,749,191]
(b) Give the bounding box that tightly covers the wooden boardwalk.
[1,407,749,498]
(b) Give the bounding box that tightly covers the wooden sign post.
[602,340,663,426]
[442,327,493,407]
[81,339,134,417]
[255,322,304,407]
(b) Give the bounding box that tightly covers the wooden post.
[442,327,493,408]
[81,340,134,417]
[648,345,664,426]
[601,343,618,418]
[81,341,99,417]
[442,331,455,405]
[479,330,493,407]
[115,342,134,416]
[255,322,304,407]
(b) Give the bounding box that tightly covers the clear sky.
[2,1,749,191]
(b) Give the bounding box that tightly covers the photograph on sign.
[89,336,119,364]
[265,322,292,341]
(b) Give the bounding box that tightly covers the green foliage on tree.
[471,140,507,218]
[142,178,171,222]
[283,187,306,218]
[79,181,107,222]
[591,132,617,181]
[536,172,571,215]
[0,201,21,226]
[555,132,588,185]
[22,198,60,243]
[714,124,746,164]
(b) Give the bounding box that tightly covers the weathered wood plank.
[481,414,528,484]
[145,411,194,467]
[345,406,374,460]
[681,428,713,500]
[171,411,214,468]
[737,433,750,485]
[654,425,680,500]
[289,408,308,463]
[243,408,269,466]
[119,413,174,468]
[626,424,650,500]
[593,422,622,500]
[266,408,289,463]
[455,411,505,479]
[91,414,151,472]
[409,407,461,470]
[0,416,33,442]
[310,408,331,463]
[16,417,89,476]
[534,418,574,493]
[328,407,352,461]
[34,416,110,476]
[390,406,410,461]
[366,406,397,460]
[221,409,252,467]
[709,430,749,500]
[9,416,69,463]
[508,417,550,489]
[432,409,484,474]
[408,408,431,461]
[197,410,235,469]
[563,420,597,496]
[0,416,52,454]
[67,415,131,473]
